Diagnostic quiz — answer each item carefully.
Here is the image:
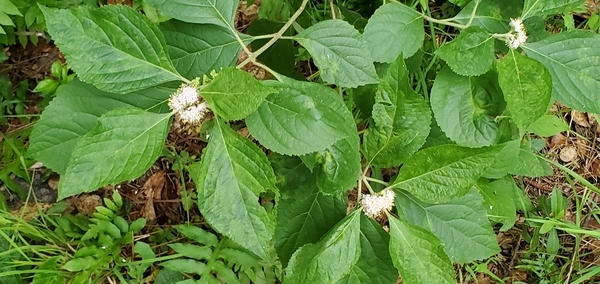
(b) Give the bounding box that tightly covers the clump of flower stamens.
[168,82,209,124]
[361,189,396,219]
[506,18,528,49]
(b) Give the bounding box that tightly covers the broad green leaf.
[145,0,239,28]
[63,256,96,272]
[247,19,299,78]
[388,215,455,284]
[498,50,552,132]
[58,107,171,199]
[454,0,522,33]
[363,3,424,62]
[363,55,431,167]
[295,19,378,87]
[29,80,171,174]
[285,211,362,284]
[190,119,277,259]
[272,155,347,266]
[431,68,505,147]
[160,20,247,79]
[391,144,500,203]
[41,5,182,94]
[423,119,454,149]
[0,0,22,16]
[475,178,518,231]
[396,189,500,263]
[201,67,275,121]
[169,243,212,260]
[161,259,207,275]
[436,26,495,76]
[0,51,7,63]
[155,269,185,284]
[524,31,600,113]
[522,0,584,18]
[33,257,64,284]
[174,225,219,247]
[314,134,361,195]
[337,215,397,284]
[482,139,520,179]
[509,145,553,177]
[528,115,569,137]
[246,79,353,156]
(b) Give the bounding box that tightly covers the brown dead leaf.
[47,176,59,191]
[143,171,166,200]
[476,274,493,284]
[550,133,567,148]
[11,203,52,221]
[589,159,600,177]
[509,270,528,283]
[574,139,589,157]
[572,110,590,127]
[559,145,578,162]
[107,0,132,5]
[73,194,103,216]
[141,195,156,221]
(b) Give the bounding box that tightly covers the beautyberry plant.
[27,0,599,283]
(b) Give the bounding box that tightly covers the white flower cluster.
[168,85,209,124]
[507,18,527,49]
[361,189,396,219]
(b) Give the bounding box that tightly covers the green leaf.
[363,55,431,167]
[160,20,247,79]
[363,2,423,63]
[169,243,212,260]
[475,177,518,231]
[388,215,455,284]
[285,211,362,284]
[509,144,553,177]
[247,19,299,78]
[0,51,7,63]
[63,256,96,272]
[436,26,495,76]
[522,0,584,18]
[41,5,181,94]
[0,11,14,26]
[295,19,378,87]
[145,0,239,28]
[314,134,361,195]
[391,144,500,203]
[273,155,347,266]
[0,0,22,16]
[528,115,569,137]
[430,68,504,147]
[57,107,171,199]
[454,0,522,34]
[337,215,397,284]
[497,50,552,132]
[162,259,207,275]
[174,225,219,247]
[30,89,148,173]
[482,139,520,179]
[524,31,600,113]
[246,79,353,156]
[33,257,64,284]
[202,67,275,121]
[396,189,500,263]
[190,119,277,259]
[155,269,185,284]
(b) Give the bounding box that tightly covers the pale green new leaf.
[391,144,500,203]
[522,0,584,18]
[272,155,347,266]
[202,67,275,121]
[475,178,518,231]
[41,5,182,94]
[431,68,504,147]
[528,115,569,137]
[58,108,170,199]
[161,20,247,79]
[454,0,522,34]
[524,31,600,113]
[295,20,378,87]
[363,55,431,167]
[388,215,455,284]
[337,215,397,284]
[246,79,354,156]
[436,26,495,76]
[396,189,500,263]
[29,80,171,175]
[363,3,424,62]
[146,0,239,28]
[285,211,362,284]
[190,119,277,259]
[498,50,552,132]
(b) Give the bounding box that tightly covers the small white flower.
[506,18,528,49]
[361,189,396,219]
[178,102,208,124]
[168,85,200,112]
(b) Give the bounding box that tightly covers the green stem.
[363,176,389,187]
[237,0,310,69]
[252,61,285,81]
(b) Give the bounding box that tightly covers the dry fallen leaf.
[143,171,166,200]
[74,194,103,216]
[589,159,600,177]
[572,110,590,127]
[550,133,567,148]
[559,145,578,162]
[142,194,156,221]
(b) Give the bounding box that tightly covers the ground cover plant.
[2,0,600,283]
